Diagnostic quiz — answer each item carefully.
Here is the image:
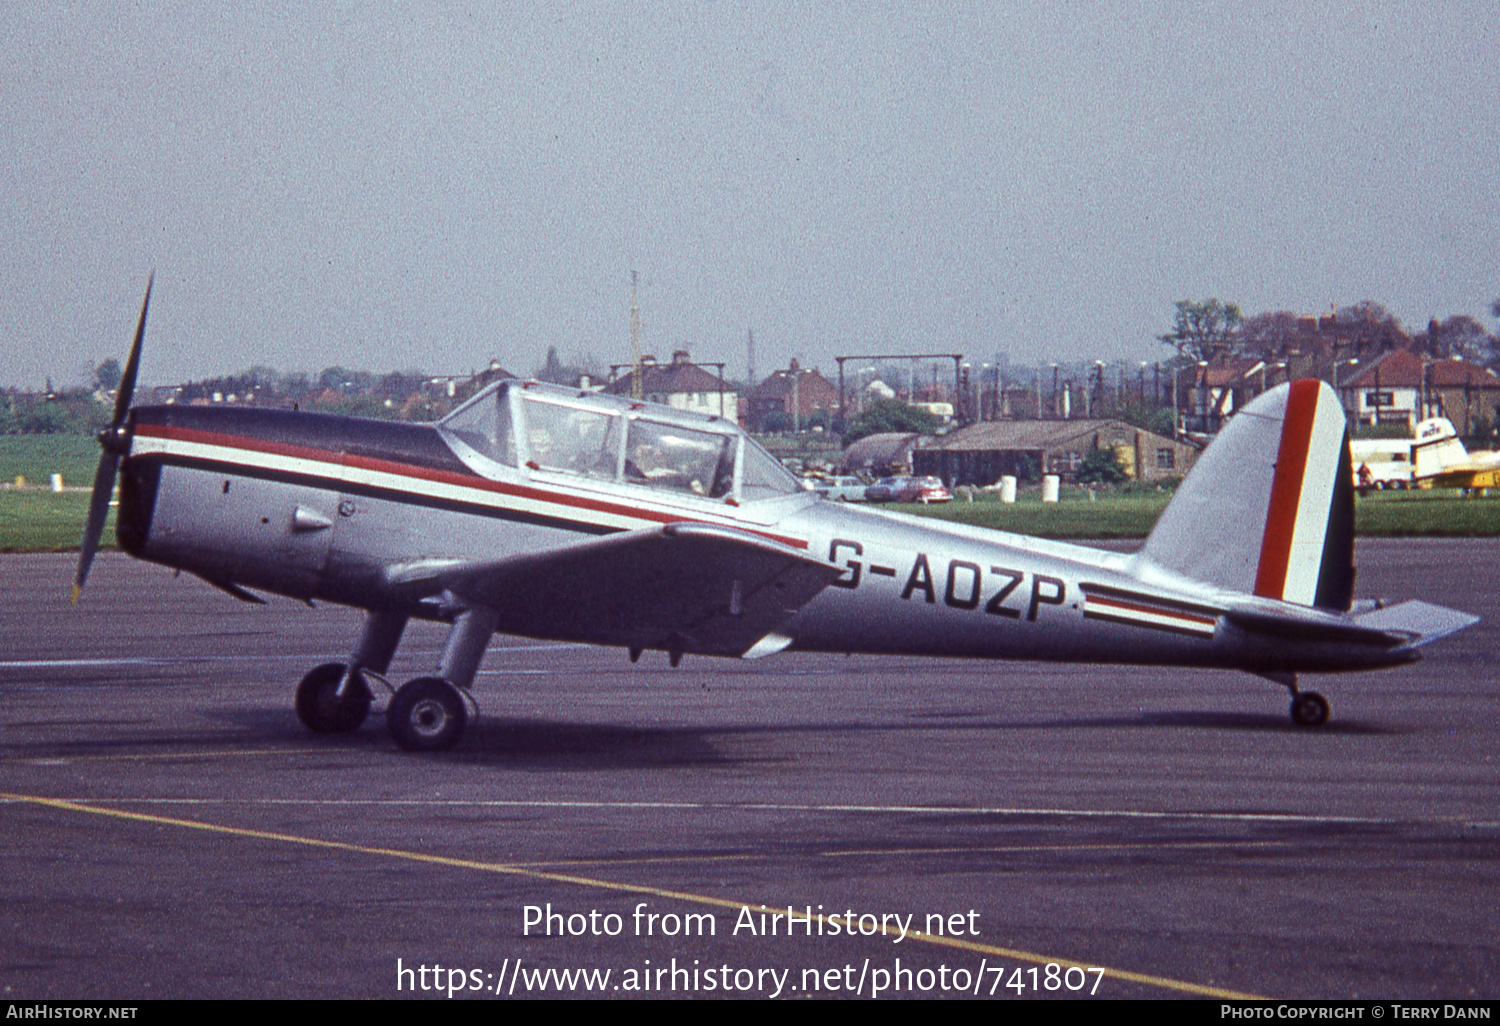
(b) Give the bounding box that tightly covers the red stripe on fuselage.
[1253,379,1321,599]
[133,423,809,550]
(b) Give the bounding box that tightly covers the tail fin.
[1411,417,1468,478]
[1140,379,1355,610]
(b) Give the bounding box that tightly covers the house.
[1425,356,1500,438]
[1337,349,1424,427]
[605,350,736,419]
[424,360,516,403]
[1179,358,1286,435]
[748,359,842,432]
[1338,350,1500,432]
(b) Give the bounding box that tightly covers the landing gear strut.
[294,610,403,737]
[293,606,497,752]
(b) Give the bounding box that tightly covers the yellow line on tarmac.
[0,789,1266,1000]
[6,748,313,765]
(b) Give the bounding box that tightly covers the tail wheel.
[388,677,467,751]
[295,663,371,734]
[1290,691,1331,727]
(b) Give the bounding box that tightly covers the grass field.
[1347,487,1500,535]
[0,435,100,490]
[3,435,1499,551]
[903,486,1500,536]
[0,491,114,552]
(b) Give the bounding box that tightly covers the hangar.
[911,418,1198,486]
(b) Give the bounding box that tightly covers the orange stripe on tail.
[1253,379,1322,600]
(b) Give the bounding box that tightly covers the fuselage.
[116,388,1414,676]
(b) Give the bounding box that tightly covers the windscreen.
[739,436,803,501]
[440,385,516,466]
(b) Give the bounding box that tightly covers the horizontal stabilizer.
[1351,600,1481,648]
[1222,605,1407,649]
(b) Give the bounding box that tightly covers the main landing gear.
[295,663,373,733]
[387,677,467,752]
[292,606,498,752]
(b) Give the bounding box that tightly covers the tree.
[761,410,793,433]
[533,346,605,386]
[1114,397,1175,438]
[1239,310,1304,361]
[1158,299,1244,363]
[843,398,940,443]
[318,366,373,394]
[18,402,71,434]
[1331,301,1409,359]
[537,346,568,384]
[1076,446,1126,485]
[1415,315,1495,363]
[94,358,122,392]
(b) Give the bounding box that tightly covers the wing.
[388,522,839,658]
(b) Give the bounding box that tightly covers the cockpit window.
[624,419,736,498]
[521,396,620,479]
[740,436,803,501]
[439,384,516,466]
[441,382,802,504]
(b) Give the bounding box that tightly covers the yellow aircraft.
[1411,417,1500,493]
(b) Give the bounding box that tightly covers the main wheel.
[388,677,467,751]
[295,663,371,734]
[1290,691,1331,727]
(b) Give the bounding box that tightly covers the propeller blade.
[73,451,120,602]
[112,272,152,428]
[73,273,153,604]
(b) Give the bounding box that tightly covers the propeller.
[73,273,153,604]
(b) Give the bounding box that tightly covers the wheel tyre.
[1290,691,1331,727]
[295,663,371,734]
[388,677,467,751]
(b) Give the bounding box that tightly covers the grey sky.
[3,1,1496,390]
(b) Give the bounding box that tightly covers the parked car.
[866,475,952,504]
[810,475,868,502]
[864,476,899,503]
[899,475,953,504]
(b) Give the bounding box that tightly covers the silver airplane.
[75,281,1478,750]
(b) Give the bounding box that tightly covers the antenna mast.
[630,271,642,401]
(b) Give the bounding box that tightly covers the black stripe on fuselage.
[129,404,473,477]
[128,452,618,538]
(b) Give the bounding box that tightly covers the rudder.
[1139,379,1354,610]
